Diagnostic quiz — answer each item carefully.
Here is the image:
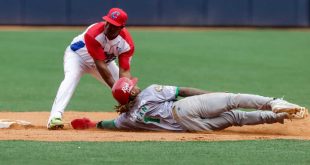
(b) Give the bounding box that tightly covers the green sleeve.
[175,87,180,98]
[96,119,116,129]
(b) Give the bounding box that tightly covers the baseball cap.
[112,77,138,105]
[102,8,128,27]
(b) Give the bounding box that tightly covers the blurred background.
[0,0,309,27]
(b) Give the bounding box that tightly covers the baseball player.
[47,8,135,129]
[71,77,308,131]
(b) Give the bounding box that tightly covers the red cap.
[102,8,128,27]
[112,77,138,105]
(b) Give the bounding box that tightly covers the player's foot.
[48,117,64,130]
[270,99,308,119]
[270,99,300,113]
[291,107,309,119]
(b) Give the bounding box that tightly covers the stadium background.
[0,0,309,27]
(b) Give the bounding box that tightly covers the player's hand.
[71,118,97,129]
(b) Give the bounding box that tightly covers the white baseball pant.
[48,47,119,124]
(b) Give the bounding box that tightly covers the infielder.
[48,8,135,129]
[71,78,308,131]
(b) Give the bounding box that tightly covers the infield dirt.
[0,112,309,141]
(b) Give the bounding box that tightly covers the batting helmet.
[112,77,138,105]
[102,8,128,27]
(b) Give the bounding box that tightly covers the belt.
[172,106,181,123]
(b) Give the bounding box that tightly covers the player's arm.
[96,120,117,129]
[71,118,117,130]
[85,33,115,88]
[94,60,115,88]
[118,48,134,79]
[178,87,214,97]
[119,67,131,79]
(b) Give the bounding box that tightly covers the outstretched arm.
[178,87,215,97]
[96,120,117,129]
[71,118,117,130]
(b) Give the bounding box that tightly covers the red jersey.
[70,22,134,70]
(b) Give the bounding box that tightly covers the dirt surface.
[0,112,309,142]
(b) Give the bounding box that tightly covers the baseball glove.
[71,118,97,130]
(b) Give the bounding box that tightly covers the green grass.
[0,140,309,165]
[0,28,310,165]
[0,29,309,111]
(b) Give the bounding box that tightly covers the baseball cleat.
[48,117,64,130]
[291,107,309,119]
[271,99,300,113]
[270,99,308,119]
[281,108,308,120]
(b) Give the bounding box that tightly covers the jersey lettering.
[135,106,160,124]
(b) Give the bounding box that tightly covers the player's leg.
[89,61,119,86]
[172,107,212,131]
[174,93,274,119]
[173,106,288,132]
[224,94,308,119]
[200,110,288,131]
[176,93,307,119]
[221,93,307,118]
[47,49,86,129]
